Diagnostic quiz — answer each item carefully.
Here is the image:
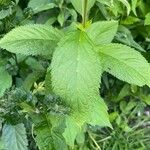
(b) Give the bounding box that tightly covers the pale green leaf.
[145,12,150,25]
[86,21,118,45]
[0,67,12,97]
[98,43,150,86]
[0,25,63,56]
[70,0,95,15]
[2,123,28,150]
[51,30,111,146]
[22,71,43,91]
[63,116,80,147]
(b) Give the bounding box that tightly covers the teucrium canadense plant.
[0,0,150,148]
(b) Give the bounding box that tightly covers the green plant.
[0,0,150,149]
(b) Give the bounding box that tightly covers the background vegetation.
[0,0,150,150]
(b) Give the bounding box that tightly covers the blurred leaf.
[0,66,12,97]
[117,84,130,101]
[115,25,145,52]
[97,0,112,6]
[131,0,138,16]
[145,12,150,25]
[70,0,95,15]
[2,123,28,150]
[118,0,131,15]
[28,0,56,14]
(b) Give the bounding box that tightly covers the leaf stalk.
[82,0,88,27]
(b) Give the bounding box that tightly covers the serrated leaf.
[98,43,150,86]
[32,114,54,150]
[32,114,67,150]
[51,31,111,146]
[63,116,80,147]
[2,123,28,150]
[70,0,95,15]
[86,21,118,45]
[0,67,12,97]
[0,25,63,56]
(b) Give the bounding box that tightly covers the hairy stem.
[82,0,88,27]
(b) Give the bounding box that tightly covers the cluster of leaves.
[0,0,150,150]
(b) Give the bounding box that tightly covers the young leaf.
[86,21,118,45]
[2,123,28,150]
[51,31,111,146]
[98,43,150,86]
[97,0,112,6]
[0,67,12,97]
[0,25,63,56]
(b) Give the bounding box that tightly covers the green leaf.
[45,67,52,93]
[98,43,150,86]
[28,0,56,14]
[131,0,138,16]
[70,0,95,15]
[0,25,63,56]
[63,116,80,147]
[2,123,28,150]
[121,16,140,25]
[32,114,67,150]
[0,67,12,97]
[118,0,131,15]
[97,0,112,6]
[0,8,12,20]
[145,12,150,25]
[86,21,118,45]
[51,30,111,146]
[22,71,43,91]
[34,116,53,150]
[0,137,5,150]
[115,25,145,52]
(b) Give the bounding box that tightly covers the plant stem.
[88,132,101,150]
[82,0,88,27]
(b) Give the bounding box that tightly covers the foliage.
[0,0,150,150]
